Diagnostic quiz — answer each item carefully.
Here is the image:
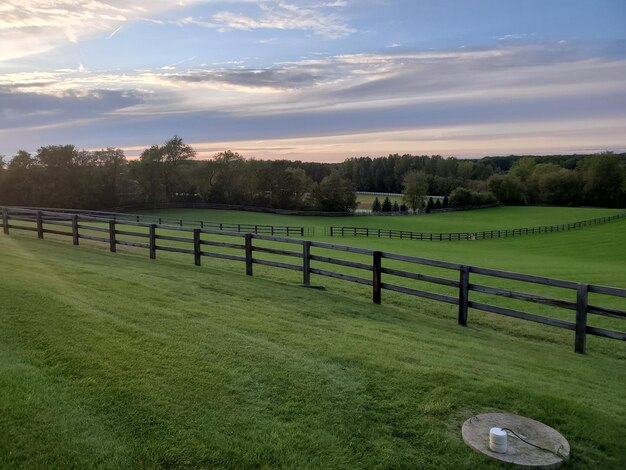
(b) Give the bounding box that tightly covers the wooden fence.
[2,206,625,354]
[327,212,626,241]
[16,206,313,237]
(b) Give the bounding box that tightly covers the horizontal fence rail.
[15,206,313,237]
[327,212,626,241]
[2,205,625,355]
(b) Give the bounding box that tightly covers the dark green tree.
[371,196,381,213]
[312,173,357,212]
[426,197,434,213]
[381,196,392,212]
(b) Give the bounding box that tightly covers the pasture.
[139,205,622,235]
[1,206,625,468]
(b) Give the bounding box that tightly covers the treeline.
[339,153,626,208]
[0,137,624,211]
[486,155,626,207]
[0,137,355,211]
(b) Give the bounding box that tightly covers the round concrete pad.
[462,413,570,469]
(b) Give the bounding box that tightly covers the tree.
[579,154,624,207]
[449,188,473,208]
[371,197,381,213]
[400,202,408,212]
[425,197,434,213]
[312,173,357,212]
[381,196,392,212]
[442,194,449,208]
[161,135,196,201]
[133,145,166,204]
[402,171,429,213]
[487,174,525,205]
[392,201,400,212]
[435,199,442,209]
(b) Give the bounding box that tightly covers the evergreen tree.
[426,197,434,213]
[442,194,449,208]
[371,196,382,213]
[381,196,392,212]
[392,201,400,212]
[435,199,442,209]
[400,202,408,212]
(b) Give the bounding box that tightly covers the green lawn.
[1,233,625,469]
[139,205,622,235]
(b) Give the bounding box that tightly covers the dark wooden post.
[245,233,253,276]
[72,215,79,245]
[458,265,470,326]
[2,207,9,234]
[149,224,156,259]
[373,251,382,304]
[36,211,44,239]
[302,241,311,286]
[575,283,589,354]
[193,229,201,266]
[109,220,116,252]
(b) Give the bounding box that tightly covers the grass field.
[1,233,625,469]
[139,205,623,234]
[1,206,625,468]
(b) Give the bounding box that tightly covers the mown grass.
[1,229,625,469]
[139,205,623,234]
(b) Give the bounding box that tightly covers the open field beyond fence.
[2,206,625,356]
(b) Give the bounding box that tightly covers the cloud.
[0,43,624,158]
[0,0,204,61]
[0,87,144,129]
[190,1,355,39]
[167,67,324,90]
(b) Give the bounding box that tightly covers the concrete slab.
[462,413,570,469]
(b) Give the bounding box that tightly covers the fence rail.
[15,206,313,237]
[2,205,625,355]
[327,212,626,241]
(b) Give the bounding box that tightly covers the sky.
[1,0,625,162]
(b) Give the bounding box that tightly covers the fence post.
[302,241,311,286]
[373,251,382,304]
[458,265,470,326]
[193,229,201,266]
[72,215,79,245]
[149,224,156,259]
[109,220,116,252]
[2,207,9,234]
[36,211,44,239]
[245,233,253,276]
[575,284,589,354]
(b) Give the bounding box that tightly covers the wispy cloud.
[106,25,123,40]
[178,1,355,39]
[1,43,624,158]
[0,0,204,61]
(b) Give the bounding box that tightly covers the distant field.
[1,232,625,468]
[138,205,623,234]
[356,193,404,210]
